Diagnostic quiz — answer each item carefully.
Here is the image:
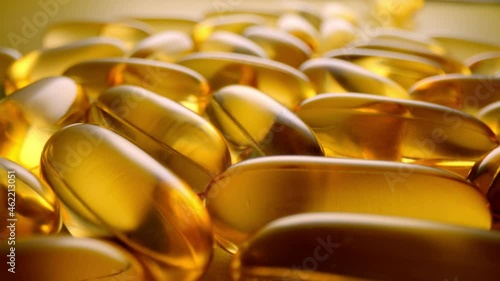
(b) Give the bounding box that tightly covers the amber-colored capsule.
[243,26,312,68]
[277,14,319,51]
[469,146,500,216]
[0,77,88,170]
[0,47,21,98]
[296,94,498,170]
[200,31,268,58]
[410,74,500,115]
[64,57,210,113]
[205,85,323,163]
[133,16,199,34]
[0,158,61,238]
[206,156,490,253]
[90,85,231,193]
[41,124,213,278]
[193,14,265,45]
[325,48,445,89]
[300,58,408,99]
[7,38,126,92]
[42,20,152,49]
[466,51,500,76]
[478,101,500,139]
[0,237,144,280]
[129,31,194,62]
[319,18,357,53]
[233,213,500,281]
[433,36,500,62]
[200,244,234,281]
[178,52,315,111]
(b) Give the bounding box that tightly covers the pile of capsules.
[2,0,500,280]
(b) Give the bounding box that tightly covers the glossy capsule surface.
[319,18,357,54]
[0,77,88,170]
[134,16,198,34]
[7,38,126,91]
[410,74,500,115]
[466,51,500,76]
[200,31,268,58]
[90,85,231,193]
[0,158,61,238]
[371,29,446,55]
[193,14,265,45]
[234,213,500,281]
[0,237,144,281]
[277,13,319,51]
[468,146,500,216]
[300,58,408,99]
[130,31,194,62]
[200,244,233,281]
[41,124,213,277]
[243,26,312,68]
[205,156,491,253]
[64,57,210,113]
[205,85,323,163]
[433,36,500,62]
[477,101,500,139]
[297,94,498,170]
[0,48,21,97]
[178,52,315,111]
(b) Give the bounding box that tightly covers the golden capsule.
[205,85,323,163]
[478,101,500,138]
[410,74,500,115]
[466,51,500,76]
[370,28,446,56]
[40,123,213,278]
[89,85,231,193]
[243,26,312,68]
[277,13,319,51]
[325,48,445,89]
[0,47,21,98]
[433,36,500,62]
[206,156,490,253]
[0,237,145,280]
[178,52,315,111]
[321,3,359,26]
[0,77,88,171]
[296,94,498,170]
[42,20,152,49]
[233,213,500,281]
[0,158,61,238]
[200,31,268,58]
[300,58,408,99]
[129,31,195,62]
[133,16,199,34]
[7,38,126,92]
[282,4,322,30]
[469,146,500,216]
[200,244,233,281]
[64,57,210,113]
[319,18,357,53]
[373,0,424,28]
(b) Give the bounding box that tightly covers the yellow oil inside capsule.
[466,51,500,76]
[371,28,447,56]
[7,38,126,92]
[200,31,268,58]
[200,244,234,281]
[64,57,210,113]
[0,158,61,237]
[0,237,145,281]
[477,101,500,140]
[42,20,152,50]
[0,77,88,170]
[300,58,408,99]
[410,74,500,115]
[129,31,194,62]
[205,156,491,253]
[133,16,199,34]
[469,146,500,216]
[433,36,500,62]
[90,85,231,193]
[325,48,445,89]
[0,47,21,98]
[297,93,498,172]
[205,85,323,164]
[319,18,357,54]
[277,13,319,51]
[40,124,213,277]
[234,213,500,281]
[178,52,316,111]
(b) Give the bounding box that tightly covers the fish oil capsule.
[0,47,21,98]
[296,93,498,170]
[64,57,210,113]
[178,52,315,111]
[200,31,268,58]
[0,158,61,238]
[193,14,265,46]
[7,37,126,92]
[42,20,152,49]
[234,213,500,281]
[0,237,144,280]
[466,51,500,76]
[478,101,500,139]
[90,85,231,193]
[200,244,233,281]
[300,58,408,99]
[283,4,322,30]
[371,28,446,56]
[205,85,323,163]
[325,48,445,89]
[277,13,319,51]
[243,26,312,68]
[319,18,357,54]
[469,146,500,216]
[373,0,424,28]
[410,74,500,115]
[433,36,500,62]
[129,31,194,62]
[321,3,359,26]
[40,124,213,279]
[206,156,490,253]
[133,16,199,34]
[0,77,88,170]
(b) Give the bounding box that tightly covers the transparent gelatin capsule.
[466,51,500,76]
[276,13,319,51]
[205,156,491,253]
[477,101,500,140]
[199,31,268,58]
[0,47,21,98]
[432,36,500,62]
[469,146,500,217]
[318,18,357,54]
[369,28,447,56]
[129,31,195,62]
